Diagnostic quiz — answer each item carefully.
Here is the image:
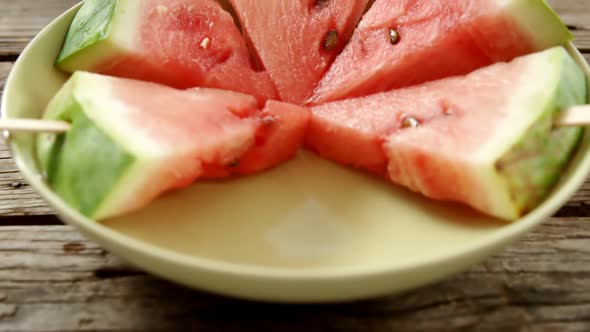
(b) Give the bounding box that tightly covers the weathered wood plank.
[0,0,79,58]
[546,0,590,29]
[0,0,589,57]
[0,218,588,331]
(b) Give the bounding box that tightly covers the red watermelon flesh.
[109,78,263,192]
[229,0,371,104]
[57,0,278,101]
[309,0,573,104]
[36,72,308,220]
[117,82,309,197]
[225,101,310,176]
[306,47,587,220]
[200,98,311,178]
[306,87,442,176]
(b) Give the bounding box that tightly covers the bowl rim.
[2,2,590,283]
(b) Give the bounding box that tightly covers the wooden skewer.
[555,105,590,127]
[0,106,588,134]
[0,118,71,133]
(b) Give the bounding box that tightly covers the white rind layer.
[72,72,173,156]
[70,72,173,219]
[69,72,203,220]
[474,47,578,220]
[497,0,573,49]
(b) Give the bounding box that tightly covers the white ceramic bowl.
[2,4,590,303]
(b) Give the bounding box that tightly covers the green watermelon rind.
[36,72,173,220]
[502,0,574,48]
[55,0,141,73]
[483,47,587,219]
[36,72,138,219]
[56,0,117,64]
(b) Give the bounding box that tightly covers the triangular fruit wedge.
[306,46,588,220]
[56,0,278,101]
[37,72,309,220]
[309,0,574,104]
[229,0,371,104]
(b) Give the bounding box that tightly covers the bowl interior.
[2,5,590,301]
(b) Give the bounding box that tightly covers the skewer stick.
[0,106,588,134]
[556,105,590,127]
[0,118,71,133]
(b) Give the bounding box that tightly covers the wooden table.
[0,1,589,331]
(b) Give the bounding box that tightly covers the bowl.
[2,3,590,303]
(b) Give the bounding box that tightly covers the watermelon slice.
[36,72,309,220]
[309,0,574,104]
[200,97,310,178]
[229,0,371,104]
[55,0,278,101]
[306,47,588,220]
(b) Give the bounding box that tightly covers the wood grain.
[0,0,79,58]
[0,136,55,216]
[0,218,587,331]
[546,0,590,29]
[0,0,589,57]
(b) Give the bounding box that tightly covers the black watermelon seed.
[389,29,400,45]
[401,116,420,128]
[323,30,339,51]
